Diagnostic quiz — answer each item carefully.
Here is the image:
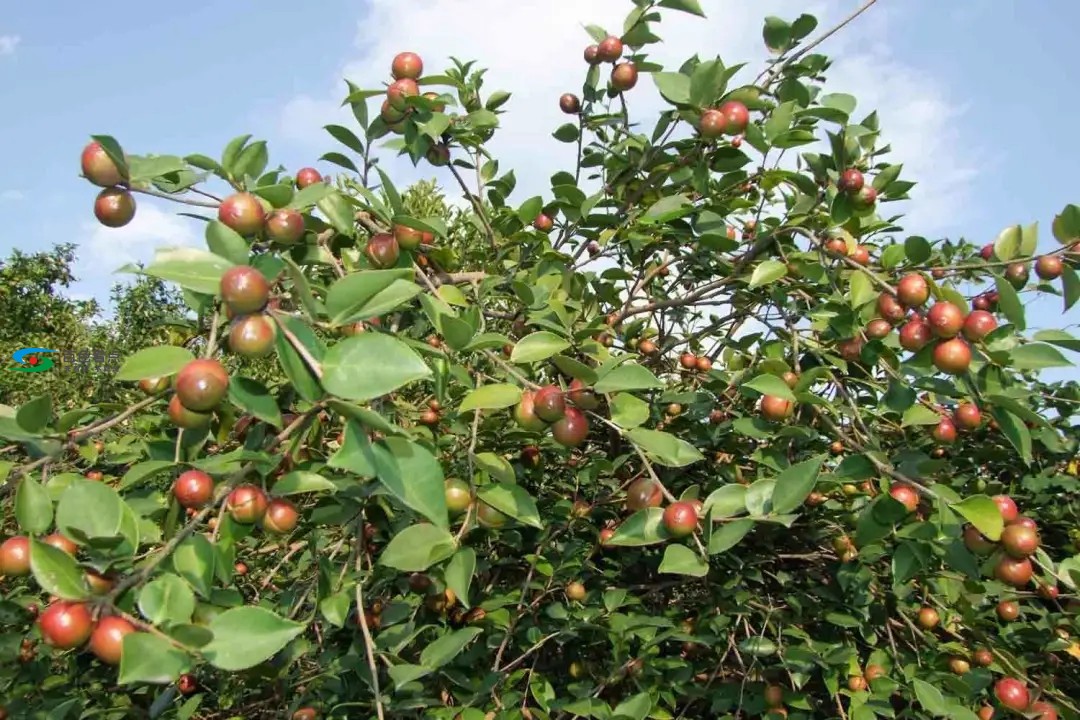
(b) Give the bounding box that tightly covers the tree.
[2,3,1080,719]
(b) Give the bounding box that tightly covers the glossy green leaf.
[742,374,796,401]
[445,548,476,610]
[205,221,249,266]
[1009,343,1070,370]
[325,269,415,326]
[172,534,216,598]
[16,395,51,434]
[609,393,650,429]
[118,633,192,685]
[952,495,1004,541]
[420,627,483,668]
[658,544,709,577]
[993,274,1025,331]
[272,471,337,495]
[379,524,457,572]
[652,73,691,106]
[703,485,747,519]
[138,247,235,295]
[770,456,825,514]
[607,508,667,547]
[15,475,52,534]
[708,518,754,554]
[993,224,1021,261]
[114,346,195,382]
[594,364,663,393]
[626,428,705,467]
[138,573,196,625]
[459,384,521,412]
[477,483,542,529]
[56,478,125,543]
[322,333,431,401]
[510,332,570,364]
[202,606,306,671]
[749,259,787,287]
[29,538,88,600]
[227,376,282,429]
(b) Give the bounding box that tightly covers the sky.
[0,0,1078,380]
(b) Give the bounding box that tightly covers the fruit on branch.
[533,213,553,232]
[220,265,271,315]
[394,223,424,250]
[426,142,450,166]
[218,192,266,236]
[854,186,878,209]
[626,478,663,511]
[953,402,981,429]
[760,395,794,422]
[972,648,993,667]
[168,395,211,429]
[662,501,698,538]
[896,274,930,307]
[514,390,549,432]
[263,498,299,534]
[932,338,972,375]
[699,109,726,139]
[293,709,318,720]
[782,371,799,388]
[1030,701,1059,720]
[696,356,712,372]
[229,314,276,358]
[227,484,269,525]
[85,570,115,595]
[266,209,305,245]
[444,478,472,515]
[993,678,1029,712]
[391,51,423,80]
[838,168,864,193]
[638,338,658,355]
[44,533,78,555]
[866,319,892,339]
[596,35,624,62]
[381,99,407,124]
[994,555,1033,587]
[847,675,868,692]
[610,62,638,91]
[0,536,30,576]
[89,615,136,665]
[176,359,230,412]
[38,601,93,649]
[679,352,697,370]
[837,337,863,363]
[86,470,104,481]
[876,292,906,322]
[530,385,565,423]
[520,445,541,467]
[80,141,125,187]
[138,376,169,394]
[560,93,581,114]
[387,78,419,111]
[177,674,197,696]
[993,495,1019,524]
[825,237,848,256]
[980,244,995,260]
[476,502,509,529]
[295,167,322,188]
[996,600,1020,621]
[583,44,600,64]
[1035,255,1063,280]
[1011,515,1037,530]
[927,302,965,338]
[718,101,750,135]
[916,606,940,629]
[1005,262,1029,289]
[932,418,957,444]
[850,245,871,265]
[1000,524,1039,558]
[948,657,970,675]
[365,233,400,268]
[93,188,136,228]
[552,407,589,448]
[567,378,599,410]
[963,525,995,555]
[173,469,213,509]
[419,408,439,426]
[864,665,886,682]
[889,483,920,513]
[566,581,586,602]
[962,310,998,341]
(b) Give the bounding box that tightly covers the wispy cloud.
[0,35,20,56]
[75,201,202,279]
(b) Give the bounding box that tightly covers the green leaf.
[708,518,754,554]
[742,374,796,401]
[16,395,51,434]
[287,182,333,210]
[227,376,282,429]
[652,73,691,105]
[703,485,747,518]
[902,405,941,427]
[56,478,125,543]
[658,544,709,577]
[90,134,129,178]
[322,333,431,401]
[474,452,515,484]
[274,320,323,403]
[1063,265,1080,311]
[510,332,570,364]
[517,196,543,226]
[658,0,705,16]
[952,495,1004,541]
[904,236,931,264]
[552,355,598,385]
[762,16,792,54]
[912,678,949,716]
[739,637,777,658]
[763,101,795,142]
[119,460,175,491]
[848,270,876,308]
[1009,343,1070,370]
[114,346,195,382]
[991,407,1032,465]
[642,194,693,224]
[689,59,726,106]
[205,221,249,266]
[373,437,449,528]
[444,548,476,610]
[594,364,663,393]
[325,124,365,154]
[29,538,88,600]
[749,259,787,287]
[770,456,825,514]
[272,471,337,495]
[15,475,52,533]
[627,428,705,467]
[325,268,416,326]
[317,190,356,237]
[138,573,196,625]
[118,633,192,685]
[552,123,579,143]
[459,384,521,412]
[477,483,542,529]
[993,225,1022,261]
[201,606,306,671]
[609,393,650,429]
[1052,204,1080,244]
[388,663,431,690]
[172,534,216,598]
[1019,222,1038,256]
[607,508,667,547]
[379,524,457,572]
[139,247,236,295]
[993,274,1025,331]
[420,627,483,669]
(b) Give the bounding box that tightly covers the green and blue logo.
[10,348,56,373]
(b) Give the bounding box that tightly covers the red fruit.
[94,188,136,227]
[43,533,78,555]
[0,536,31,576]
[1037,583,1059,601]
[611,62,638,91]
[533,385,566,423]
[177,673,197,695]
[972,294,992,311]
[514,390,549,432]
[293,708,319,720]
[38,601,93,649]
[567,378,599,410]
[679,352,698,369]
[1012,515,1037,530]
[173,470,213,509]
[220,265,270,314]
[366,233,400,269]
[295,167,322,189]
[229,314,276,358]
[227,484,269,524]
[1035,255,1063,280]
[997,600,1020,621]
[1005,262,1029,289]
[850,245,871,266]
[899,318,932,351]
[948,657,970,675]
[533,213,554,232]
[138,376,169,394]
[387,78,419,111]
[848,675,868,692]
[889,483,920,513]
[175,358,230,412]
[445,478,472,515]
[599,527,615,544]
[932,418,957,444]
[825,237,848,256]
[916,606,940,629]
[980,244,995,260]
[963,525,995,555]
[559,93,581,114]
[391,225,424,253]
[584,45,601,64]
[953,402,981,429]
[1000,524,1039,558]
[699,109,726,138]
[168,395,211,430]
[695,356,713,372]
[662,502,699,538]
[476,502,509,529]
[85,570,114,595]
[266,209,305,245]
[718,101,750,135]
[896,274,930,307]
[381,98,407,124]
[596,35,624,62]
[263,498,299,534]
[761,395,794,421]
[865,665,886,681]
[626,478,663,511]
[993,495,1019,524]
[837,337,863,363]
[933,338,972,375]
[865,318,892,339]
[89,616,135,665]
[218,192,266,236]
[972,647,993,667]
[962,310,998,342]
[927,302,965,338]
[994,555,1033,587]
[838,168,864,193]
[80,141,125,187]
[876,292,906,322]
[993,678,1029,712]
[1030,701,1059,720]
[552,407,589,448]
[854,186,878,208]
[391,51,423,80]
[977,707,994,720]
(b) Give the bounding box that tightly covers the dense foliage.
[3,2,1080,719]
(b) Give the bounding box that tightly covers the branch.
[354,516,386,720]
[127,185,220,208]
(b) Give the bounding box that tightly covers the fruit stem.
[126,184,220,208]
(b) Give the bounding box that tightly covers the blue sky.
[0,0,1077,380]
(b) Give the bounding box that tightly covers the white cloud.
[0,190,23,202]
[0,35,20,56]
[275,0,974,237]
[76,201,202,278]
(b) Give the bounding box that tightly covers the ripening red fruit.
[445,478,472,515]
[552,407,589,448]
[1035,255,1063,280]
[533,385,566,423]
[175,358,230,412]
[1000,524,1039,558]
[1030,701,1059,720]
[38,601,93,649]
[889,483,920,513]
[847,675,868,692]
[173,470,213,509]
[514,390,549,431]
[760,395,794,422]
[866,319,892,339]
[825,237,848,256]
[972,647,993,667]
[1012,515,1037,530]
[596,35,624,62]
[953,402,981,430]
[89,615,136,665]
[663,502,699,538]
[295,167,322,189]
[92,189,138,233]
[559,93,581,114]
[679,352,698,370]
[695,356,713,372]
[168,395,211,430]
[993,494,1019,524]
[611,62,638,91]
[391,51,423,80]
[932,338,972,375]
[626,478,663,511]
[366,233,400,269]
[138,376,169,395]
[997,599,1020,621]
[699,109,726,138]
[993,678,1029,712]
[218,192,266,236]
[896,274,930,308]
[977,707,994,720]
[850,245,871,265]
[963,525,995,555]
[962,310,998,342]
[381,98,407,124]
[837,337,863,363]
[926,302,965,338]
[972,294,992,311]
[932,418,957,444]
[220,265,270,315]
[229,314,276,358]
[266,209,305,245]
[838,168,864,193]
[263,498,300,534]
[293,708,319,720]
[44,533,78,555]
[0,536,30,576]
[567,378,599,410]
[899,319,932,351]
[638,338,658,355]
[227,484,269,524]
[81,141,125,187]
[584,44,601,64]
[533,213,554,232]
[948,657,970,675]
[980,244,995,260]
[916,606,940,629]
[994,555,1033,587]
[718,101,749,135]
[387,78,419,111]
[476,502,509,529]
[854,186,878,208]
[876,292,906,323]
[1005,262,1029,289]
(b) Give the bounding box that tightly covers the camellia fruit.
[138,376,170,394]
[394,223,424,250]
[476,502,509,529]
[227,484,269,524]
[854,186,878,208]
[0,535,30,576]
[266,209,305,245]
[514,390,549,432]
[559,93,581,114]
[387,78,419,111]
[699,109,726,138]
[173,469,213,509]
[866,318,892,339]
[220,265,270,315]
[662,501,698,538]
[993,494,1019,524]
[760,395,794,422]
[218,192,266,236]
[38,601,93,649]
[533,385,566,423]
[391,51,423,80]
[895,273,930,307]
[963,525,995,555]
[263,498,300,534]
[444,478,472,515]
[850,245,870,266]
[838,168,864,193]
[898,319,932,352]
[996,600,1020,621]
[366,233,400,269]
[44,533,78,555]
[1035,255,1063,280]
[80,140,125,187]
[953,402,981,429]
[926,301,965,338]
[566,581,586,602]
[1005,261,1029,289]
[610,62,638,91]
[837,337,863,363]
[168,395,212,430]
[93,188,136,228]
[888,483,920,513]
[229,314,276,358]
[583,44,601,64]
[175,358,230,412]
[1000,523,1039,558]
[718,100,750,135]
[89,615,136,665]
[993,678,1029,712]
[877,292,906,322]
[994,555,1033,587]
[533,213,554,232]
[916,606,939,629]
[932,418,957,444]
[962,310,998,342]
[1029,701,1059,720]
[626,478,663,511]
[596,35,623,62]
[932,338,972,375]
[552,407,589,448]
[972,647,993,667]
[295,167,322,189]
[567,378,599,410]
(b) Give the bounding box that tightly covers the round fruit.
[295,167,322,188]
[476,502,508,529]
[566,581,587,602]
[39,601,93,649]
[533,213,554,232]
[387,78,419,110]
[139,376,169,394]
[85,570,115,594]
[916,606,940,629]
[854,186,878,208]
[391,51,423,80]
[218,192,266,236]
[962,310,998,341]
[552,407,589,448]
[718,101,750,135]
[626,478,663,511]
[1000,524,1039,558]
[699,109,726,138]
[393,223,424,251]
[293,709,318,720]
[933,338,972,375]
[927,302,965,338]
[567,379,599,410]
[596,35,623,62]
[896,274,930,307]
[662,501,698,538]
[445,478,472,515]
[266,209,305,245]
[638,338,658,355]
[825,237,848,256]
[866,319,892,339]
[847,676,867,692]
[761,395,794,422]
[89,616,135,665]
[865,664,886,681]
[973,647,993,667]
[381,99,406,124]
[560,93,581,114]
[229,314,276,358]
[764,685,784,707]
[933,418,957,444]
[838,168,864,193]
[81,141,125,187]
[954,402,981,429]
[514,391,549,431]
[175,359,230,412]
[173,470,213,509]
[850,245,871,265]
[1005,262,1029,289]
[679,352,697,370]
[1035,255,1063,280]
[980,244,995,260]
[948,657,970,675]
[899,319,932,351]
[168,395,212,430]
[994,555,1033,587]
[366,233,400,268]
[996,600,1020,621]
[94,188,136,227]
[977,707,993,720]
[220,265,270,315]
[178,673,197,695]
[611,62,638,91]
[0,536,30,576]
[227,484,269,524]
[584,45,601,64]
[696,356,713,372]
[1011,515,1037,530]
[963,525,995,555]
[877,292,906,322]
[533,385,566,423]
[993,495,1019,524]
[1030,701,1058,720]
[837,337,863,363]
[44,533,78,555]
[782,371,799,388]
[263,498,299,534]
[993,678,1029,712]
[889,483,920,513]
[1038,582,1059,600]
